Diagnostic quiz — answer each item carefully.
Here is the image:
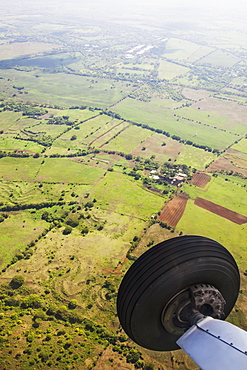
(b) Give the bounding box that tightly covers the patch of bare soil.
[206,157,247,176]
[159,193,190,227]
[190,172,211,188]
[194,197,247,224]
[192,96,247,124]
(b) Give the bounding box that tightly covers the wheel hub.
[161,284,226,336]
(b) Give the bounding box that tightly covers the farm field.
[0,69,136,108]
[36,158,106,184]
[158,60,190,80]
[0,136,44,153]
[0,209,49,266]
[182,175,247,216]
[113,97,238,150]
[177,200,247,270]
[89,171,165,219]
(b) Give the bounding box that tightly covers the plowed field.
[159,192,189,227]
[190,172,211,188]
[194,197,247,224]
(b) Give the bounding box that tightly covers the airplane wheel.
[117,235,240,351]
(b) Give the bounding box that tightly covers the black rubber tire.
[117,235,240,351]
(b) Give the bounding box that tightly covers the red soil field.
[190,172,211,188]
[194,197,247,225]
[159,192,190,227]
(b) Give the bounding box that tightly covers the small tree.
[68,299,78,309]
[63,226,72,235]
[10,275,25,289]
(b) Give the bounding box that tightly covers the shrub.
[10,275,25,289]
[63,226,72,235]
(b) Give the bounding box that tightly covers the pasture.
[0,157,43,181]
[102,124,152,153]
[183,175,247,217]
[198,49,240,67]
[52,114,112,149]
[0,69,136,108]
[36,158,106,184]
[0,136,44,153]
[113,98,238,150]
[0,209,49,267]
[0,42,59,60]
[158,60,190,80]
[177,200,247,270]
[232,138,247,154]
[162,38,202,61]
[89,171,165,219]
[176,105,246,135]
[177,145,216,170]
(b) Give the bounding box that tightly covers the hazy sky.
[1,0,247,28]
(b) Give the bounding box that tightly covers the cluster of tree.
[0,201,70,212]
[0,150,30,158]
[15,133,53,147]
[47,116,74,126]
[102,110,122,120]
[1,101,47,117]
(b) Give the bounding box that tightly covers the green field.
[89,171,165,219]
[198,49,240,67]
[0,157,43,181]
[177,145,217,170]
[0,209,49,266]
[0,70,136,108]
[183,175,247,214]
[158,60,190,80]
[113,98,238,150]
[177,200,247,270]
[178,175,247,269]
[52,114,111,150]
[0,136,44,153]
[176,106,246,135]
[0,7,247,370]
[36,158,106,184]
[102,124,152,153]
[162,38,202,61]
[231,138,247,154]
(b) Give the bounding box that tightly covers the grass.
[89,171,165,219]
[162,38,202,61]
[0,210,49,266]
[0,41,59,60]
[52,114,110,149]
[198,49,240,67]
[158,60,190,80]
[0,157,43,181]
[27,122,67,138]
[176,106,246,135]
[0,69,135,108]
[231,138,247,154]
[113,98,238,150]
[177,199,247,270]
[0,136,44,153]
[102,124,152,153]
[177,145,217,170]
[183,175,247,215]
[36,158,106,184]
